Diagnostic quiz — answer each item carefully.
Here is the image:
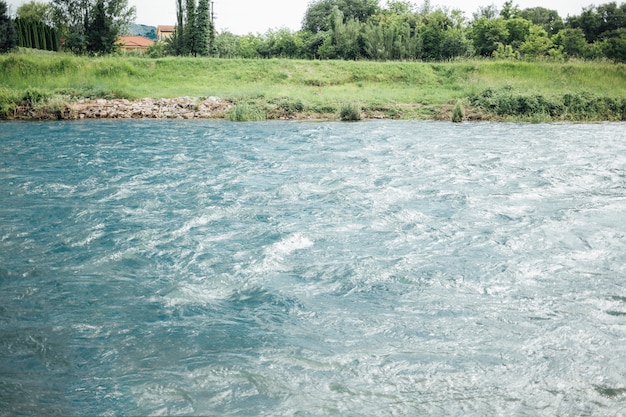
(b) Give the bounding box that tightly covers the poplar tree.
[184,0,196,55]
[195,0,211,56]
[166,0,185,55]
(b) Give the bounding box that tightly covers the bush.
[339,102,361,121]
[33,96,68,119]
[276,98,305,113]
[22,87,49,105]
[470,87,625,121]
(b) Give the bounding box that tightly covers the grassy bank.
[1,49,625,121]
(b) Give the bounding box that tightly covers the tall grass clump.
[452,100,465,122]
[339,102,361,121]
[0,88,20,119]
[225,103,266,122]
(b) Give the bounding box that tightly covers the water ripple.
[1,120,625,416]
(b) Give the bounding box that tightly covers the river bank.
[1,51,625,122]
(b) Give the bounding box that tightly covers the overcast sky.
[6,0,600,34]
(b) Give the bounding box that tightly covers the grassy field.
[1,49,625,121]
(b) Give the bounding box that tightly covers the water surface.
[1,120,625,416]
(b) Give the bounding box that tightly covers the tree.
[322,6,364,59]
[504,17,532,49]
[386,0,413,15]
[519,7,564,36]
[51,0,135,54]
[473,4,499,21]
[86,0,118,54]
[302,0,379,33]
[164,0,184,55]
[195,0,213,56]
[500,1,520,20]
[421,9,451,60]
[184,0,196,55]
[518,25,554,58]
[213,31,240,58]
[553,28,589,58]
[568,2,626,43]
[471,16,509,56]
[0,0,17,52]
[363,12,420,60]
[15,1,59,51]
[601,27,626,62]
[17,1,53,25]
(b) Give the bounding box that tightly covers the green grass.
[1,49,625,121]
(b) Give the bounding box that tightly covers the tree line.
[1,0,625,62]
[14,18,59,51]
[203,0,625,62]
[0,0,135,54]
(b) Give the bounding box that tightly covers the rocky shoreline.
[8,96,487,122]
[14,96,232,120]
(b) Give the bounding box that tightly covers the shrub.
[33,96,68,119]
[276,98,305,113]
[22,87,49,105]
[339,102,361,121]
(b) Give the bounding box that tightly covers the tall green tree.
[184,0,196,55]
[195,0,213,56]
[553,27,589,58]
[86,0,117,54]
[363,12,420,60]
[166,0,185,55]
[470,16,509,56]
[52,0,135,54]
[302,0,379,33]
[519,7,564,36]
[0,0,17,52]
[319,6,364,59]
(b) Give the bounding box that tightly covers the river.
[1,120,625,416]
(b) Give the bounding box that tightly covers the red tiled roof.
[118,36,155,48]
[157,25,175,33]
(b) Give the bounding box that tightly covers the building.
[156,25,176,41]
[118,36,155,53]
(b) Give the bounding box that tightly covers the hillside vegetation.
[1,51,625,121]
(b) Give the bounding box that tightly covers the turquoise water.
[1,120,625,416]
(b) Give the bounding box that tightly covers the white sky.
[6,0,603,35]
